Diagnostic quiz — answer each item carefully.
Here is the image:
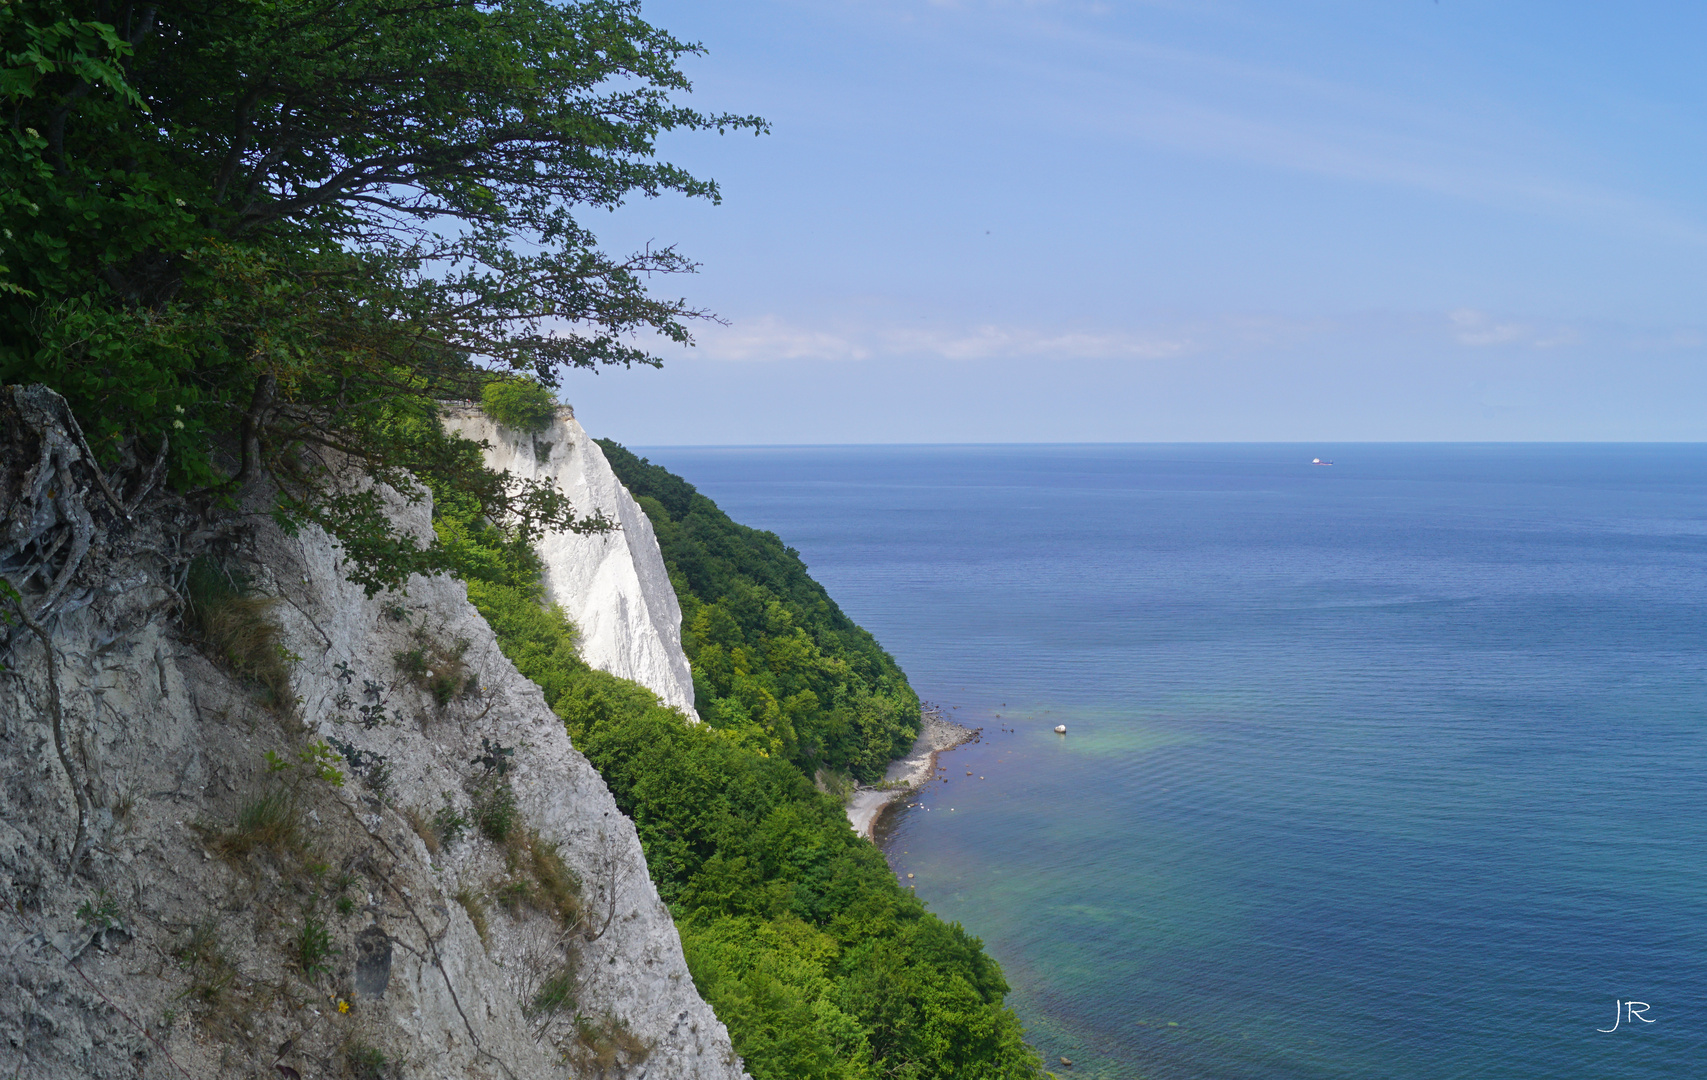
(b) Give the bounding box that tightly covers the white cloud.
[676,307,1706,369]
[697,316,872,362]
[1447,309,1579,349]
[693,316,1195,363]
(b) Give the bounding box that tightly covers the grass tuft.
[530,961,578,1019]
[573,1014,650,1071]
[176,919,237,1012]
[341,1040,389,1080]
[454,888,489,947]
[214,787,301,860]
[293,912,337,981]
[493,830,583,926]
[186,556,295,712]
[404,805,440,857]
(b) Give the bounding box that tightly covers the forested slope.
[436,469,1043,1080]
[597,439,920,783]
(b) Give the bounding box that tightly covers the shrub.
[432,795,470,847]
[471,779,517,843]
[480,378,558,433]
[394,627,473,706]
[76,888,123,930]
[469,737,518,841]
[326,737,391,793]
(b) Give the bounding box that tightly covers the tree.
[0,0,763,590]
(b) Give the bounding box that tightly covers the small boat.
[1312,458,1334,466]
[1054,724,1067,734]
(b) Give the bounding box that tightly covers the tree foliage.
[1,0,761,590]
[480,376,559,433]
[598,440,921,782]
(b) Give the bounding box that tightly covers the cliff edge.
[442,406,699,723]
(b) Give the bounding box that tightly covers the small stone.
[1059,1057,1072,1067]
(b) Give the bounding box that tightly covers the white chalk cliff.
[442,406,699,723]
[0,387,738,1079]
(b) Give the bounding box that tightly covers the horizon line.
[616,439,1707,450]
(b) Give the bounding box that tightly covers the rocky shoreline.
[846,703,977,839]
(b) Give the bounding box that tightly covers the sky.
[558,0,1707,444]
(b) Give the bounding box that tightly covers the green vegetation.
[293,913,337,981]
[4,6,1036,1073]
[438,488,1042,1080]
[481,377,560,433]
[185,557,295,712]
[597,440,921,783]
[394,625,474,706]
[176,919,237,1008]
[214,788,301,861]
[341,1042,389,1080]
[1,1,761,593]
[76,888,123,931]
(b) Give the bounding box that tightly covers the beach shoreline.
[846,703,978,840]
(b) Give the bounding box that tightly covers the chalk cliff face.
[442,406,699,723]
[0,395,740,1079]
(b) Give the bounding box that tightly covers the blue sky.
[563,0,1707,443]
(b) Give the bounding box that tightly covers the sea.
[629,443,1707,1079]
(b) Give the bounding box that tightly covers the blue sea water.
[629,443,1707,1079]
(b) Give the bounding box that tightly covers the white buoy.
[1054,724,1067,734]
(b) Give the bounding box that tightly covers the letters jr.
[1598,1000,1652,1032]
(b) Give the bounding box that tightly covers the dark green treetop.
[598,440,921,781]
[1,0,763,591]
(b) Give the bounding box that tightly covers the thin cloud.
[694,317,1196,363]
[1448,309,1580,349]
[879,1,1707,244]
[685,309,1699,365]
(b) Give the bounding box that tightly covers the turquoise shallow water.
[630,443,1707,1079]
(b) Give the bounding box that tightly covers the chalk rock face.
[443,406,699,722]
[0,481,742,1079]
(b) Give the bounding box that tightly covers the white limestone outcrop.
[442,406,699,722]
